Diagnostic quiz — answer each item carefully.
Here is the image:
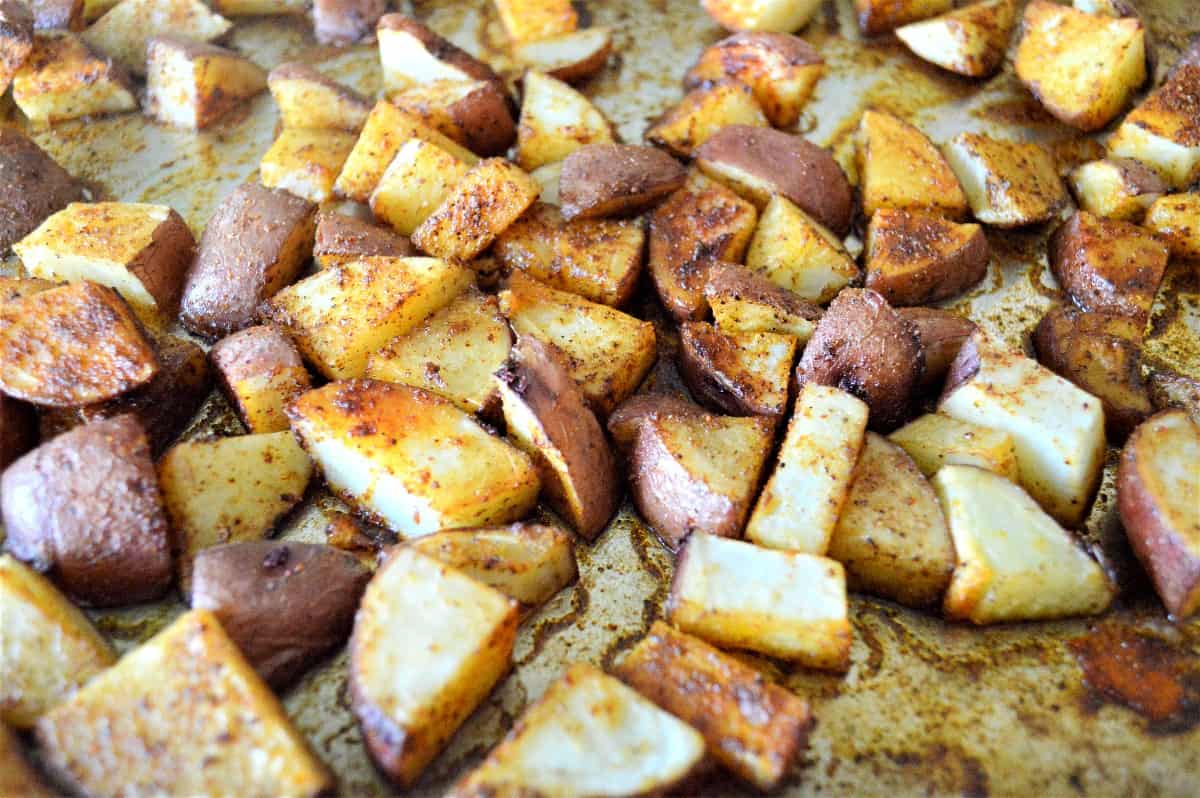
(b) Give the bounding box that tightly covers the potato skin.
[313,0,386,45]
[897,307,975,394]
[0,0,33,92]
[313,211,414,267]
[0,394,36,471]
[559,144,686,221]
[677,321,789,419]
[1,414,172,606]
[0,126,84,253]
[191,541,371,688]
[607,393,705,452]
[864,209,989,306]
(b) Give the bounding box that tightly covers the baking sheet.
[4,0,1200,795]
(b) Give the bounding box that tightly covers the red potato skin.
[313,211,415,265]
[0,394,37,471]
[896,307,976,394]
[677,321,787,419]
[210,323,305,383]
[606,393,705,452]
[314,0,388,45]
[0,126,84,254]
[377,13,506,87]
[559,144,687,221]
[392,80,516,158]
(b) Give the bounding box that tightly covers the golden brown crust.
[559,144,687,221]
[704,261,822,322]
[864,209,989,306]
[0,126,84,253]
[313,0,387,45]
[677,321,787,419]
[391,79,516,158]
[0,0,33,87]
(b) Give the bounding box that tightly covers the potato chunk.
[646,79,768,158]
[745,194,858,304]
[678,321,796,419]
[701,0,822,33]
[888,412,1019,481]
[934,465,1113,624]
[450,664,704,797]
[745,383,868,554]
[1144,192,1200,260]
[899,306,976,392]
[1015,0,1145,131]
[864,209,988,305]
[0,554,114,728]
[854,0,952,37]
[211,0,305,15]
[145,36,266,129]
[670,533,851,669]
[265,256,471,380]
[943,132,1068,227]
[1068,157,1165,222]
[268,61,369,131]
[1118,410,1200,618]
[939,331,1106,526]
[516,70,614,172]
[513,26,612,84]
[558,143,686,221]
[493,0,575,43]
[0,127,84,253]
[0,0,32,95]
[37,610,334,797]
[895,0,1017,78]
[290,380,539,537]
[1107,64,1200,188]
[82,0,230,75]
[376,12,502,93]
[857,110,968,220]
[12,32,137,123]
[260,127,356,203]
[313,211,415,268]
[313,0,385,45]
[15,201,195,321]
[369,137,470,236]
[210,324,312,434]
[705,260,821,341]
[351,547,519,787]
[390,78,516,158]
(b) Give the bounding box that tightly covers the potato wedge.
[12,31,137,123]
[390,78,516,158]
[854,0,952,37]
[369,137,471,236]
[894,0,1017,78]
[1068,157,1166,222]
[515,70,614,172]
[1107,63,1200,188]
[745,194,858,304]
[493,0,575,43]
[313,0,385,45]
[450,663,705,797]
[678,321,796,419]
[191,541,370,688]
[670,533,851,669]
[934,465,1113,624]
[264,256,471,380]
[607,393,708,451]
[646,79,768,158]
[37,610,334,797]
[513,26,611,84]
[939,331,1106,526]
[0,0,32,96]
[897,306,976,392]
[864,209,989,306]
[745,383,868,554]
[145,36,266,129]
[376,12,502,93]
[268,61,370,131]
[828,432,955,608]
[0,281,158,407]
[857,110,969,220]
[313,211,414,269]
[406,522,576,608]
[1144,192,1200,260]
[889,412,1019,481]
[210,325,310,435]
[701,0,822,33]
[260,127,357,203]
[351,546,518,787]
[943,132,1068,228]
[0,127,83,253]
[0,554,115,728]
[0,394,36,471]
[558,142,685,221]
[0,723,56,797]
[82,0,230,75]
[1117,410,1200,618]
[1015,0,1145,131]
[705,260,821,341]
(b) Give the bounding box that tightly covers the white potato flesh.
[82,0,231,75]
[701,0,823,33]
[378,23,479,93]
[516,70,613,171]
[942,133,1067,227]
[889,412,1020,481]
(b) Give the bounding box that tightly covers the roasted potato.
[0,127,83,253]
[15,201,196,322]
[368,137,471,236]
[1117,410,1200,618]
[701,0,822,33]
[897,306,976,392]
[705,260,821,341]
[259,127,357,203]
[894,0,1017,78]
[854,0,952,37]
[211,0,305,15]
[515,70,614,172]
[268,61,370,131]
[0,0,32,95]
[670,533,852,669]
[28,0,85,31]
[0,281,158,407]
[1068,157,1166,222]
[390,78,517,158]
[145,36,266,129]
[745,194,858,304]
[607,392,709,451]
[412,158,540,261]
[745,383,868,554]
[1144,192,1200,260]
[313,0,385,45]
[313,210,415,269]
[530,160,563,205]
[864,209,989,306]
[1148,368,1200,425]
[558,143,686,221]
[796,288,924,430]
[512,26,612,84]
[939,330,1106,526]
[0,722,57,796]
[376,12,503,93]
[1048,210,1168,325]
[943,132,1068,228]
[678,321,796,419]
[350,546,519,788]
[857,110,969,220]
[406,522,576,608]
[210,325,311,435]
[12,32,137,123]
[934,465,1113,624]
[450,663,705,797]
[290,380,539,536]
[1107,63,1200,188]
[265,256,471,380]
[191,541,370,688]
[0,394,36,471]
[0,274,55,302]
[493,0,575,43]
[1015,0,1146,131]
[695,124,853,234]
[36,610,334,797]
[0,554,115,728]
[181,182,316,339]
[646,79,768,158]
[889,412,1020,481]
[82,0,230,75]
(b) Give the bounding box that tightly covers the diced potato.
[608,393,712,451]
[854,0,952,37]
[312,0,386,46]
[290,380,539,537]
[701,0,822,33]
[942,132,1068,228]
[0,0,32,96]
[12,32,137,123]
[558,143,687,221]
[678,321,796,419]
[377,13,501,94]
[0,723,56,798]
[516,70,613,171]
[82,0,230,75]
[669,533,851,669]
[29,0,86,31]
[745,383,868,554]
[1068,157,1166,222]
[212,0,306,15]
[512,27,612,84]
[888,412,1019,481]
[894,0,1017,78]
[1014,0,1145,131]
[646,79,768,158]
[145,36,265,129]
[0,128,84,254]
[450,664,704,797]
[1107,63,1200,188]
[159,431,313,591]
[499,272,656,414]
[350,547,519,787]
[369,137,470,236]
[366,288,511,414]
[898,306,977,388]
[745,194,858,304]
[265,256,471,380]
[493,0,575,43]
[36,610,334,797]
[268,61,370,131]
[530,160,562,205]
[210,325,312,434]
[0,554,114,728]
[406,522,576,607]
[857,109,968,220]
[705,260,821,341]
[389,78,516,158]
[828,432,955,607]
[934,465,1113,624]
[313,211,415,269]
[939,331,1106,526]
[1145,192,1200,260]
[260,127,357,204]
[864,209,989,306]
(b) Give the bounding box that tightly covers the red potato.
[897,307,975,393]
[0,127,84,254]
[558,144,687,221]
[512,27,612,84]
[677,321,796,420]
[313,0,386,45]
[646,79,769,158]
[864,209,989,306]
[607,393,707,452]
[0,394,36,471]
[28,0,84,30]
[312,211,415,269]
[390,79,516,159]
[376,13,505,91]
[209,324,311,435]
[0,0,32,95]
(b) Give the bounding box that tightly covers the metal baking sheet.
[4,0,1199,795]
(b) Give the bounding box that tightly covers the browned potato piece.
[515,70,614,172]
[607,393,707,452]
[894,0,1017,79]
[80,0,231,77]
[0,394,36,470]
[145,37,266,130]
[646,79,768,158]
[11,31,137,124]
[796,288,924,431]
[0,282,158,407]
[695,124,853,235]
[29,0,84,31]
[857,110,969,221]
[495,337,620,539]
[180,182,316,339]
[943,132,1068,228]
[685,31,824,128]
[1033,304,1151,441]
[0,127,84,253]
[897,306,976,393]
[391,79,516,158]
[312,210,415,269]
[313,0,385,45]
[1145,192,1200,260]
[259,127,356,204]
[1068,157,1166,222]
[1048,210,1168,325]
[700,0,822,34]
[376,12,504,93]
[678,321,796,420]
[558,144,686,221]
[0,0,33,95]
[0,275,55,301]
[191,541,370,688]
[864,209,989,306]
[855,0,951,37]
[1106,63,1200,189]
[616,621,813,792]
[493,0,575,43]
[210,324,311,434]
[704,260,822,340]
[512,27,612,84]
[1,415,172,606]
[268,61,370,132]
[0,723,57,797]
[648,173,758,321]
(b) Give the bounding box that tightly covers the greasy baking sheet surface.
[4,0,1200,795]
